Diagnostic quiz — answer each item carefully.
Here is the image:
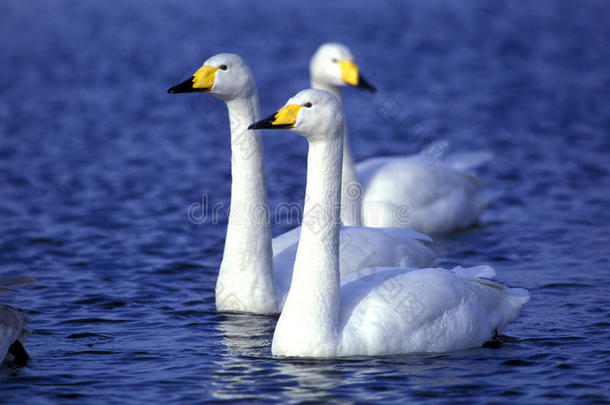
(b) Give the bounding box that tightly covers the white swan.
[249,89,528,357]
[311,43,494,234]
[1,275,34,364]
[168,54,436,315]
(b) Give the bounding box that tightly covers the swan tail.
[452,264,496,279]
[472,190,502,224]
[494,287,530,335]
[453,265,529,326]
[453,266,530,335]
[506,287,530,308]
[445,151,494,172]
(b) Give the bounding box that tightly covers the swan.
[310,43,494,234]
[168,54,435,315]
[249,89,528,357]
[1,275,34,365]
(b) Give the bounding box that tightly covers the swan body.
[250,89,528,357]
[1,275,34,364]
[311,43,493,234]
[169,54,436,315]
[356,148,494,234]
[272,225,434,304]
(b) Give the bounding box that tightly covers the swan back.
[338,267,529,356]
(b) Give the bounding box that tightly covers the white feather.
[269,89,528,357]
[310,43,495,234]
[173,54,437,315]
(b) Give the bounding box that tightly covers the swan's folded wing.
[338,267,528,355]
[272,225,436,300]
[337,226,436,274]
[355,150,492,233]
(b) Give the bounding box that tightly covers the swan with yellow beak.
[166,53,436,315]
[310,43,495,235]
[310,43,376,93]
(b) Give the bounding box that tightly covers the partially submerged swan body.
[0,275,35,365]
[310,43,494,234]
[250,89,528,357]
[169,54,435,315]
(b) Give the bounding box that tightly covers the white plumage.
[169,54,436,315]
[253,89,528,357]
[310,43,494,234]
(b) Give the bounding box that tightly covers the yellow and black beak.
[248,104,304,130]
[338,60,376,92]
[168,65,220,94]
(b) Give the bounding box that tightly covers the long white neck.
[311,78,361,226]
[215,91,277,314]
[272,122,343,357]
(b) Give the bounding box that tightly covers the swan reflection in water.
[212,312,344,403]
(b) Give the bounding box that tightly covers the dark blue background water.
[1,0,609,403]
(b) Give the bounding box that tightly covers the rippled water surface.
[1,0,609,403]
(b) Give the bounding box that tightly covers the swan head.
[248,89,344,142]
[310,43,376,93]
[168,53,256,101]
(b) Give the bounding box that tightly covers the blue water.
[1,0,609,403]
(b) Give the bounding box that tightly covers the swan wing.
[272,225,437,304]
[336,226,436,276]
[338,266,528,356]
[356,155,487,233]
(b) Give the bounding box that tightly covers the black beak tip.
[357,75,377,93]
[248,115,277,130]
[361,81,377,93]
[167,77,195,94]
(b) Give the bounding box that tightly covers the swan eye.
[331,58,338,63]
[219,65,228,70]
[303,102,312,108]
